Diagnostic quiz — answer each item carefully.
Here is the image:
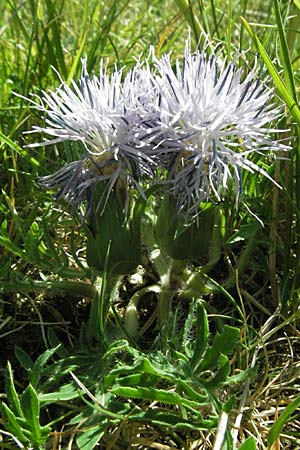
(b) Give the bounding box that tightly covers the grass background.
[1,0,300,449]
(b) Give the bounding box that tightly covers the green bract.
[155,196,222,266]
[86,184,146,275]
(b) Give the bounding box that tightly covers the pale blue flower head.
[153,38,288,214]
[26,39,288,217]
[26,59,160,212]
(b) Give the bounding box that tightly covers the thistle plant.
[27,39,286,216]
[24,36,286,339]
[2,0,296,444]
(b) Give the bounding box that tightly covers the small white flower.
[26,60,160,211]
[153,39,288,214]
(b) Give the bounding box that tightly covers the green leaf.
[227,221,261,244]
[111,386,206,411]
[20,384,50,443]
[39,383,79,403]
[239,436,256,449]
[267,396,300,448]
[155,196,220,264]
[183,302,196,357]
[200,355,231,389]
[30,345,60,387]
[20,384,39,427]
[0,233,24,258]
[176,379,208,403]
[47,329,68,357]
[86,185,147,275]
[197,325,240,372]
[212,325,240,355]
[103,339,130,359]
[224,367,257,386]
[1,403,30,445]
[105,349,175,385]
[5,361,23,417]
[15,346,34,370]
[114,372,160,387]
[76,427,105,450]
[129,409,217,430]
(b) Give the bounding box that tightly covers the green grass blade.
[273,0,297,99]
[239,0,249,52]
[267,396,300,448]
[210,0,220,38]
[21,0,39,97]
[44,0,67,77]
[0,130,40,167]
[226,0,233,59]
[190,301,208,371]
[66,28,88,85]
[173,0,202,40]
[294,0,300,9]
[241,16,300,125]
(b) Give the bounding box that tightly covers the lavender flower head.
[26,38,287,217]
[26,60,160,212]
[153,39,287,214]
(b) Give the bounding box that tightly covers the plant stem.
[87,276,103,345]
[87,274,120,346]
[142,217,186,337]
[0,280,96,297]
[173,0,202,41]
[159,259,186,337]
